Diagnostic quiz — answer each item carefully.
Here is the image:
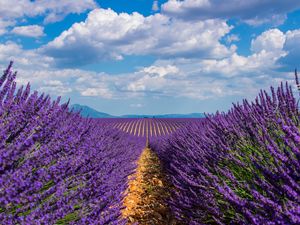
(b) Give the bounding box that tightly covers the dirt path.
[122,148,178,224]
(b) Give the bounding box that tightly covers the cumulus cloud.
[71,28,300,99]
[12,67,102,97]
[112,28,294,100]
[161,0,300,25]
[0,48,292,103]
[68,49,288,100]
[0,25,297,103]
[246,28,300,70]
[11,25,44,38]
[15,53,289,101]
[251,29,286,53]
[0,42,53,68]
[0,0,97,23]
[41,8,233,67]
[0,0,96,35]
[39,80,72,95]
[142,65,179,77]
[80,88,113,98]
[278,29,300,69]
[198,51,284,78]
[122,51,292,99]
[122,60,261,99]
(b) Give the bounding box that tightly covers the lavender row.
[96,118,197,138]
[0,62,144,224]
[151,80,300,224]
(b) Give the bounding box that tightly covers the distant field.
[97,118,201,137]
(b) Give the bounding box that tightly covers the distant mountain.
[71,104,205,118]
[71,104,116,118]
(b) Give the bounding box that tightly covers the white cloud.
[44,80,64,86]
[80,87,113,98]
[152,1,159,11]
[41,8,233,67]
[11,25,44,38]
[0,0,97,23]
[0,0,97,35]
[194,29,289,78]
[278,29,300,68]
[251,29,286,53]
[285,29,300,43]
[39,80,72,95]
[197,51,283,78]
[123,66,236,99]
[225,34,240,44]
[10,50,289,101]
[40,0,97,23]
[142,65,179,77]
[0,24,297,103]
[0,19,14,35]
[0,42,53,68]
[244,14,287,27]
[161,0,300,25]
[122,57,273,98]
[73,28,298,99]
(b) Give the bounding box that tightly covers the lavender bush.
[151,78,300,224]
[0,62,144,224]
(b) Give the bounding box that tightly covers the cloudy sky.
[0,0,300,115]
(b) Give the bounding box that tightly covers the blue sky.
[0,0,300,115]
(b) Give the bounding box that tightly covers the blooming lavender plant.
[151,79,300,224]
[0,62,144,224]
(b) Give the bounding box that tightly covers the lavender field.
[0,61,299,225]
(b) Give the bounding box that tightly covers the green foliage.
[54,212,79,225]
[40,180,55,192]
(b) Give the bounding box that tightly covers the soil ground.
[122,148,179,225]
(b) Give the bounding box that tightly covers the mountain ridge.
[71,104,205,118]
